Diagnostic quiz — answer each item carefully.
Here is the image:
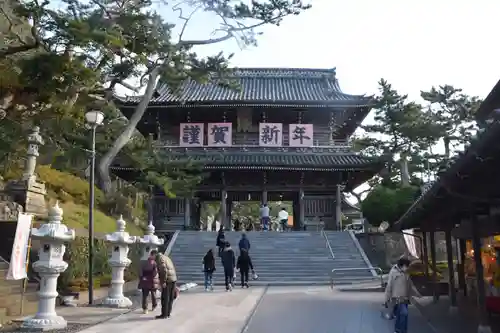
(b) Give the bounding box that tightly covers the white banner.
[259,123,283,146]
[289,124,314,147]
[6,213,32,280]
[179,123,204,147]
[207,123,232,146]
[403,229,419,259]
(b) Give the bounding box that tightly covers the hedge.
[46,236,143,293]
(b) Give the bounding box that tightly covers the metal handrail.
[330,267,384,289]
[321,229,335,259]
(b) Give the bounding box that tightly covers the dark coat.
[237,251,254,272]
[221,247,236,272]
[203,252,216,273]
[238,236,250,251]
[138,259,160,290]
[216,232,225,247]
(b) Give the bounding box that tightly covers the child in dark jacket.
[237,248,254,288]
[202,249,216,291]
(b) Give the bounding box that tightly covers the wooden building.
[113,67,382,231]
[390,79,500,333]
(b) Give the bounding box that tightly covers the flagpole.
[20,216,33,316]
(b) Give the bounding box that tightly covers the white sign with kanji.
[259,123,283,146]
[288,124,314,147]
[179,123,204,147]
[6,213,32,280]
[207,123,232,146]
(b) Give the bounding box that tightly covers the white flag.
[6,213,32,280]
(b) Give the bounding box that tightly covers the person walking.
[154,250,178,319]
[216,226,225,257]
[202,249,216,291]
[260,203,270,231]
[384,257,421,333]
[238,233,251,252]
[237,248,254,288]
[220,241,236,291]
[278,208,289,232]
[138,251,160,314]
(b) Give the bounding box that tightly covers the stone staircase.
[324,231,378,285]
[169,231,376,286]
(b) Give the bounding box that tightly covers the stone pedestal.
[22,202,75,331]
[5,126,47,217]
[138,222,164,261]
[102,216,136,308]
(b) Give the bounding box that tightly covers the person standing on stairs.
[221,241,236,291]
[216,226,225,257]
[202,249,216,291]
[278,208,289,232]
[260,203,270,231]
[238,233,251,253]
[237,248,254,288]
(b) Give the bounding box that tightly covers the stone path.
[77,287,265,333]
[67,286,439,333]
[245,286,436,333]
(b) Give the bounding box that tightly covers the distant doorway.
[199,201,293,231]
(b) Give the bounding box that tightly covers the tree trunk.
[400,153,410,187]
[443,137,451,159]
[98,68,160,193]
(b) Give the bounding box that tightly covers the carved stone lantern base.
[21,314,67,331]
[101,295,133,308]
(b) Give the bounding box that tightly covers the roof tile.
[120,68,373,106]
[164,151,376,170]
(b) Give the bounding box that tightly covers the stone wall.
[356,231,451,271]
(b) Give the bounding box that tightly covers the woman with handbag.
[139,251,160,314]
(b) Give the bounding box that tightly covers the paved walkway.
[71,286,436,333]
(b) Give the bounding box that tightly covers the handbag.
[252,270,259,280]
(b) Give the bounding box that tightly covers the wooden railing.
[154,140,353,154]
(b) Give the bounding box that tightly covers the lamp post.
[85,110,105,305]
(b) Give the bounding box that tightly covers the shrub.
[37,165,104,205]
[58,236,143,292]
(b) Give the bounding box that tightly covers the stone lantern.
[138,221,164,261]
[22,202,75,330]
[102,215,136,308]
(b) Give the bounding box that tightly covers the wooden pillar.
[184,197,191,230]
[335,184,342,231]
[429,231,439,303]
[445,229,458,310]
[262,190,268,205]
[471,215,492,333]
[422,232,430,278]
[220,189,227,229]
[457,238,467,296]
[299,188,305,230]
[226,200,232,230]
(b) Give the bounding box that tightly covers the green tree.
[420,85,481,175]
[1,0,310,192]
[352,79,439,204]
[361,185,419,227]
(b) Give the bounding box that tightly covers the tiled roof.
[117,67,373,107]
[162,152,378,171]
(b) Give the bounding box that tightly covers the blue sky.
[176,0,500,101]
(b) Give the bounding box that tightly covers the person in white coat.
[278,208,289,232]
